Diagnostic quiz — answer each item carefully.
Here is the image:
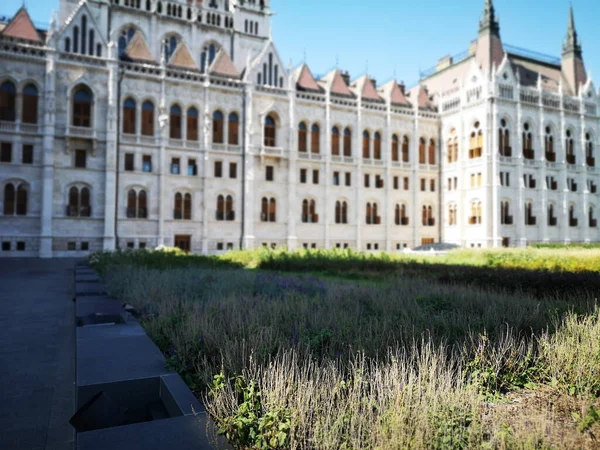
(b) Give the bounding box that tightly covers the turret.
[474,0,504,75]
[561,5,587,95]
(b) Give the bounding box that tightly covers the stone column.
[412,106,419,247]
[355,99,362,250]
[242,84,256,249]
[384,104,391,251]
[200,78,211,253]
[39,51,57,258]
[286,83,297,250]
[156,66,167,247]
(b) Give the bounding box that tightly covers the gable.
[209,49,240,78]
[168,42,197,70]
[1,7,42,43]
[248,40,288,89]
[123,31,155,63]
[321,70,354,97]
[295,64,322,93]
[58,1,106,57]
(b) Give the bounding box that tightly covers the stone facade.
[0,0,599,257]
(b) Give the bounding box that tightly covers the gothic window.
[174,192,192,220]
[225,195,234,220]
[169,105,182,139]
[213,110,224,143]
[331,127,340,156]
[126,189,148,218]
[373,132,381,160]
[428,139,436,164]
[335,200,348,224]
[141,101,154,136]
[418,137,426,164]
[391,134,399,162]
[298,122,307,152]
[469,201,482,225]
[72,86,92,127]
[498,119,510,156]
[73,26,79,53]
[261,197,276,222]
[311,124,320,154]
[118,27,137,56]
[500,201,512,225]
[402,135,410,162]
[187,107,198,141]
[448,203,457,226]
[81,15,87,55]
[162,35,179,63]
[301,199,317,223]
[122,98,136,134]
[0,81,17,122]
[586,133,594,167]
[67,185,91,217]
[228,112,239,145]
[264,115,276,147]
[565,129,575,165]
[362,130,370,159]
[200,43,219,73]
[365,202,379,225]
[22,84,38,124]
[3,182,28,216]
[544,126,555,162]
[448,129,459,163]
[343,127,352,157]
[522,122,533,159]
[88,29,95,56]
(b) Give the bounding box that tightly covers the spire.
[479,0,500,36]
[562,4,582,58]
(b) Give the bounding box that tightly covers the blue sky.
[4,0,600,88]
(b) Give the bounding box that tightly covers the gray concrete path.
[0,258,77,450]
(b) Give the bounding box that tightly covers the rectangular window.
[188,159,197,176]
[229,162,237,179]
[227,242,234,250]
[2,242,10,251]
[311,243,316,249]
[333,171,340,186]
[470,173,475,188]
[142,155,152,173]
[81,241,89,251]
[266,165,274,181]
[312,169,319,184]
[75,149,87,168]
[171,158,180,175]
[139,242,146,249]
[127,242,135,249]
[374,243,379,250]
[367,243,371,250]
[420,178,426,191]
[300,168,307,183]
[430,179,435,192]
[125,153,134,171]
[393,176,399,190]
[68,242,77,251]
[364,174,370,188]
[375,175,384,188]
[16,241,25,251]
[214,160,222,178]
[447,177,452,191]
[345,172,351,186]
[217,242,224,250]
[403,177,409,190]
[22,144,33,164]
[453,177,458,190]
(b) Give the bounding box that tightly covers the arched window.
[331,126,340,156]
[522,122,533,159]
[3,182,29,216]
[127,189,137,217]
[335,200,348,224]
[447,129,458,163]
[366,202,378,224]
[228,112,239,145]
[500,201,512,225]
[118,27,137,57]
[586,133,595,167]
[302,199,309,223]
[298,122,307,152]
[141,101,154,136]
[122,98,136,134]
[544,126,555,162]
[88,29,95,56]
[200,43,219,73]
[269,198,276,222]
[127,189,148,218]
[261,197,276,222]
[499,119,510,156]
[565,129,575,165]
[225,195,234,221]
[548,204,557,226]
[311,124,320,154]
[72,86,92,127]
[3,183,15,215]
[395,204,400,225]
[212,111,224,143]
[428,138,436,164]
[138,190,147,218]
[174,192,183,219]
[81,15,87,55]
[448,204,456,226]
[569,204,577,227]
[391,134,399,162]
[216,194,224,220]
[589,205,597,227]
[1,81,17,121]
[169,105,182,139]
[187,107,198,141]
[22,84,38,124]
[422,205,427,226]
[525,201,536,226]
[301,199,317,223]
[373,132,382,160]
[343,128,352,157]
[362,130,370,159]
[162,35,179,63]
[183,193,192,220]
[67,186,90,217]
[264,115,276,147]
[65,38,71,52]
[402,136,410,162]
[418,137,426,164]
[73,26,79,53]
[470,201,482,225]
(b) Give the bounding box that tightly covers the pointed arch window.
[500,201,512,225]
[118,27,136,57]
[73,26,79,53]
[589,205,597,227]
[565,129,575,165]
[216,194,224,220]
[67,186,91,217]
[187,107,198,141]
[331,127,340,156]
[301,199,317,223]
[141,100,154,136]
[126,189,147,218]
[522,122,534,160]
[391,134,399,162]
[261,197,276,222]
[225,195,234,221]
[81,15,87,55]
[469,201,482,225]
[174,193,183,219]
[586,133,595,167]
[264,115,276,147]
[174,192,192,220]
[499,119,511,156]
[422,205,434,226]
[200,43,219,73]
[335,200,348,224]
[122,98,136,134]
[448,204,457,226]
[418,137,426,164]
[343,128,352,157]
[3,182,28,216]
[213,111,224,143]
[183,193,192,220]
[22,84,38,124]
[298,122,307,152]
[448,129,459,163]
[402,136,410,162]
[0,81,16,121]
[228,112,239,145]
[311,124,320,154]
[169,105,182,139]
[362,130,370,159]
[548,204,557,226]
[72,86,92,127]
[366,202,379,225]
[162,35,179,63]
[569,204,578,227]
[428,138,436,164]
[373,132,382,160]
[544,126,555,162]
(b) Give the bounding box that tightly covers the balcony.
[545,152,556,163]
[566,154,576,165]
[587,157,595,167]
[525,217,537,226]
[427,218,436,227]
[0,120,17,132]
[590,218,597,228]
[523,149,535,160]
[502,215,514,225]
[401,217,409,225]
[548,217,557,226]
[68,126,95,138]
[500,146,512,157]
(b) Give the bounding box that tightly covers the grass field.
[91,248,600,449]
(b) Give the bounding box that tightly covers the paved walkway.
[0,258,77,450]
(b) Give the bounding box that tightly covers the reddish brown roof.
[352,75,383,102]
[209,49,240,78]
[1,7,42,43]
[381,80,411,106]
[123,31,155,63]
[417,86,436,111]
[168,42,197,69]
[295,64,322,92]
[321,69,354,97]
